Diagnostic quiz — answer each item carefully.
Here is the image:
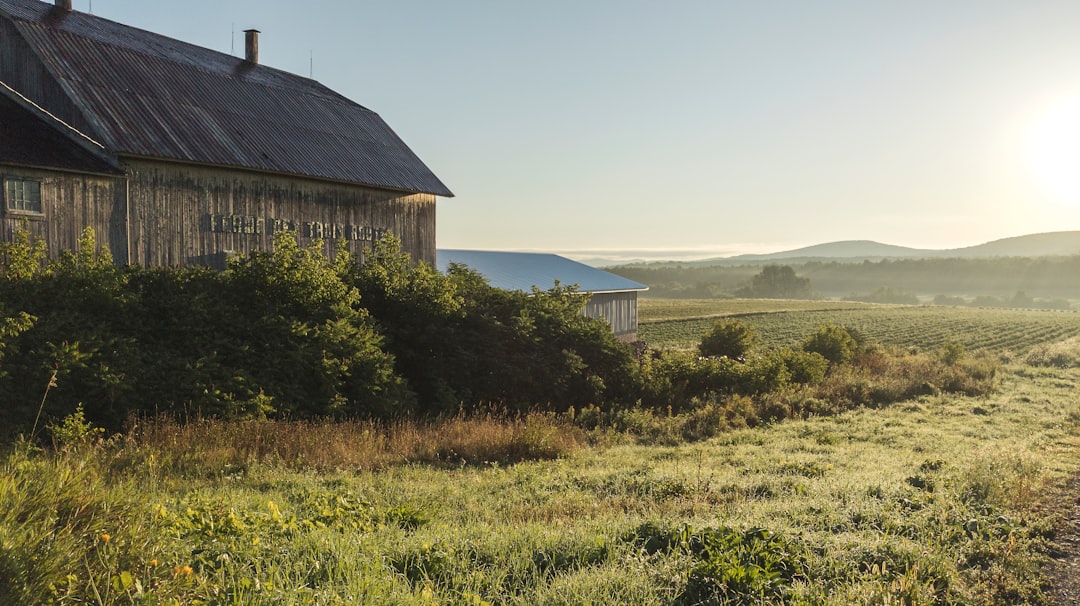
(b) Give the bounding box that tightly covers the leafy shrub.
[641,350,796,412]
[628,523,807,605]
[775,348,828,385]
[939,340,966,365]
[349,236,641,415]
[813,350,998,409]
[0,220,47,280]
[698,319,757,359]
[0,230,404,430]
[47,405,104,450]
[0,229,645,431]
[803,321,858,365]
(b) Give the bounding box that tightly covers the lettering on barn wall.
[204,214,388,241]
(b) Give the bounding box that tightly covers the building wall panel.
[584,291,639,339]
[124,160,436,267]
[0,166,125,260]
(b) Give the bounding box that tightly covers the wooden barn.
[437,249,648,342]
[0,0,452,267]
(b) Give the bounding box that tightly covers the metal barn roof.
[0,0,453,196]
[437,250,648,294]
[0,89,120,174]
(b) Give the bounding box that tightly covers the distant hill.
[694,231,1080,266]
[946,231,1080,258]
[604,231,1080,301]
[724,240,931,262]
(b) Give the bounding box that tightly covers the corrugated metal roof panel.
[0,90,120,173]
[437,250,648,294]
[0,0,452,196]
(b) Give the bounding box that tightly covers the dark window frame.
[4,176,43,215]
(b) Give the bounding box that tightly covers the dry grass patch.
[122,412,584,476]
[1024,336,1080,368]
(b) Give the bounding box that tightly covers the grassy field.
[5,300,1080,604]
[3,366,1079,603]
[639,298,1080,353]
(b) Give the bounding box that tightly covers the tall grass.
[1023,336,1080,368]
[121,411,584,477]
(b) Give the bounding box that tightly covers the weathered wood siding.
[583,291,639,341]
[0,166,126,261]
[1,160,437,268]
[124,159,437,267]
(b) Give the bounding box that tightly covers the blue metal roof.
[437,250,648,294]
[0,0,453,197]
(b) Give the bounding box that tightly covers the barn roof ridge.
[0,0,453,197]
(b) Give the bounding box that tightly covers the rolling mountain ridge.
[715,231,1080,264]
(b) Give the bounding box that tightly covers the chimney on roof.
[244,29,260,64]
[55,0,72,11]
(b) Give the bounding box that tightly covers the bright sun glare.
[1027,96,1080,207]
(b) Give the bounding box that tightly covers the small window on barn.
[4,177,42,214]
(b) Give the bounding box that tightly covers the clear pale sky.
[83,0,1080,261]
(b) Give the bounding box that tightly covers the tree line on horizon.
[609,256,1080,305]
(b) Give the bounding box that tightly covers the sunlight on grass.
[2,364,1078,604]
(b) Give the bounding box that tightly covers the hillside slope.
[701,231,1080,265]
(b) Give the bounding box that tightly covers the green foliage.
[0,310,33,374]
[225,232,405,418]
[933,294,968,306]
[845,286,919,305]
[775,349,828,385]
[802,322,858,365]
[698,319,757,359]
[350,237,640,414]
[53,226,114,276]
[0,230,405,430]
[630,523,806,604]
[0,230,641,431]
[640,350,792,411]
[735,265,813,299]
[47,405,104,450]
[939,340,966,365]
[0,220,47,280]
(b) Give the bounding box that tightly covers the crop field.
[639,299,1080,353]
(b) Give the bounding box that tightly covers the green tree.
[736,265,812,299]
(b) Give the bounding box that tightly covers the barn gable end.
[1,0,450,265]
